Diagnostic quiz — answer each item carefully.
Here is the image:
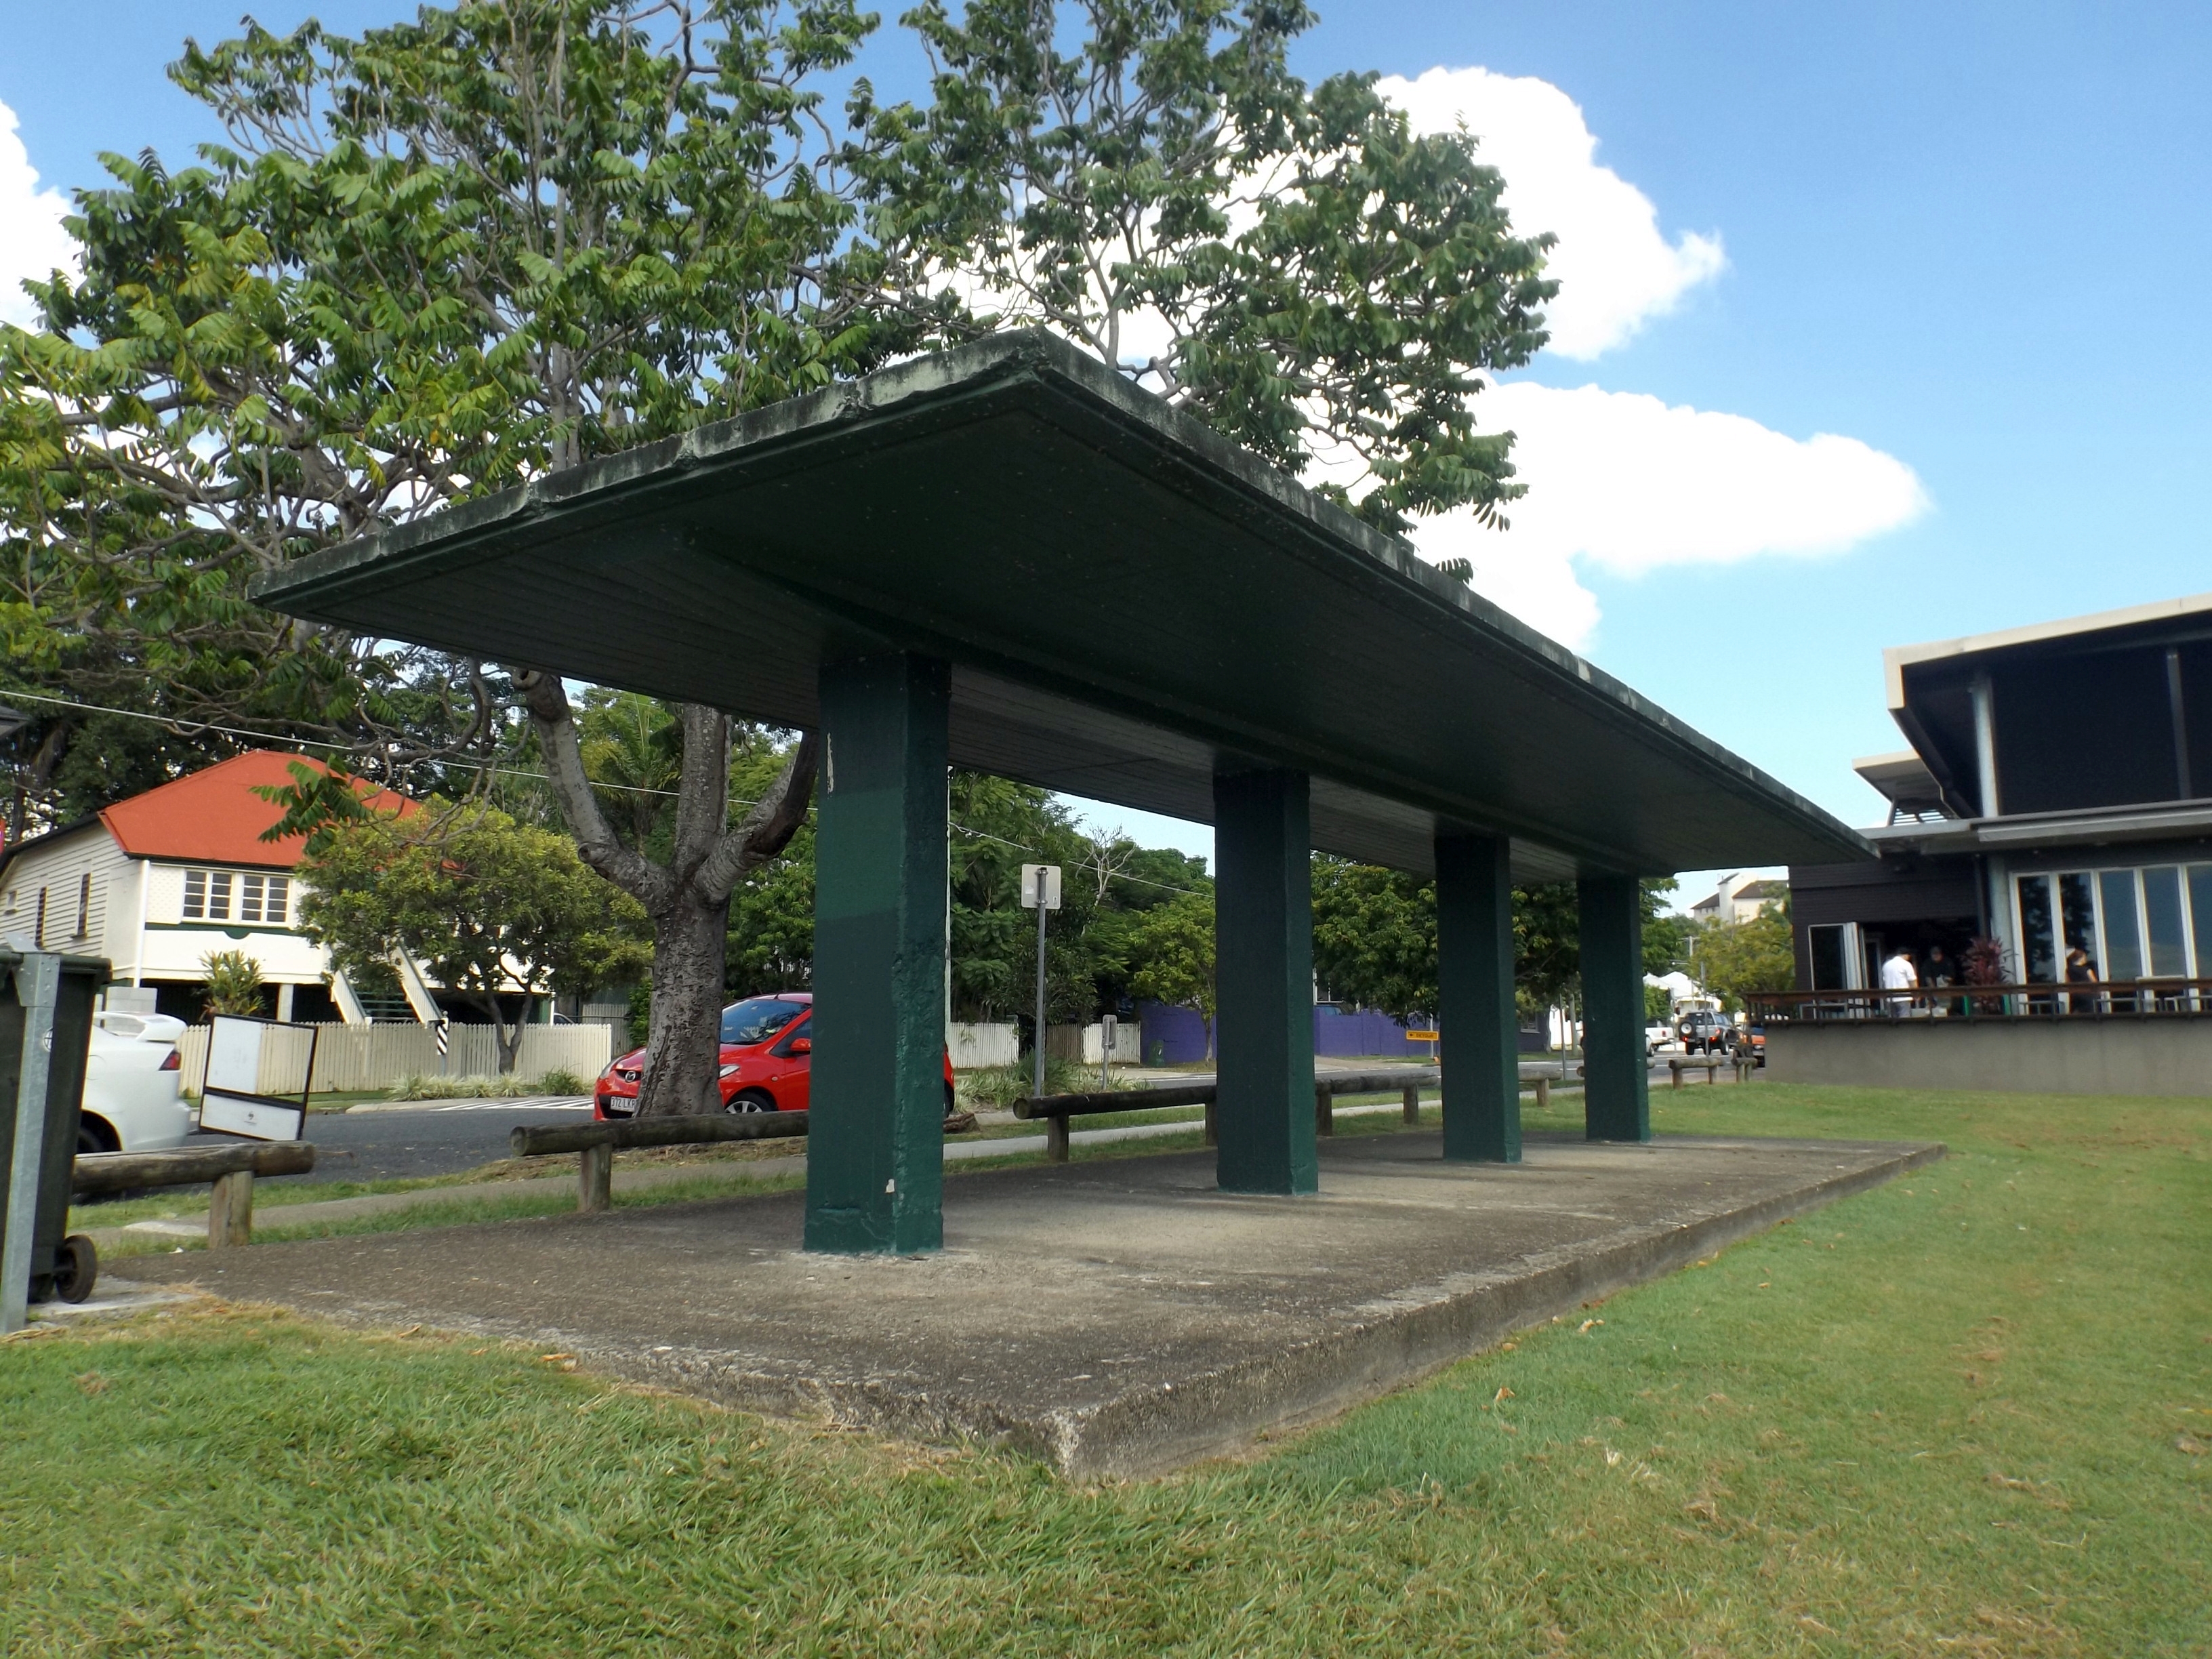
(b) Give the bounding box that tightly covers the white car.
[76,1012,192,1154]
[1645,1021,1675,1057]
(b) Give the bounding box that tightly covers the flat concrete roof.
[253,331,1869,879]
[123,1128,1938,1476]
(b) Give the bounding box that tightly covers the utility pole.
[1020,864,1061,1097]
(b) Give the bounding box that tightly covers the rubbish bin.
[1,949,106,1330]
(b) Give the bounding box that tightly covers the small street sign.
[1019,864,1063,910]
[1404,1029,1439,1042]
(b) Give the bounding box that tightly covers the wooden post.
[1669,1059,1685,1090]
[1401,1084,1420,1125]
[1314,1081,1334,1137]
[207,1170,253,1249]
[1045,1113,1070,1163]
[1202,1100,1218,1147]
[578,1143,613,1212]
[1534,1077,1551,1111]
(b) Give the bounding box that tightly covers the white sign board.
[199,1013,309,1141]
[1019,863,1063,911]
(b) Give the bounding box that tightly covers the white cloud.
[1412,381,1929,649]
[1380,66,1725,360]
[0,100,73,329]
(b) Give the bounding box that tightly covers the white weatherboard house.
[0,750,433,1024]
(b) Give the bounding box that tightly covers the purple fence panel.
[1313,1005,1425,1057]
[1134,1002,1214,1064]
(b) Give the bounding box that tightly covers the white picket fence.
[174,1021,615,1096]
[947,1022,1021,1069]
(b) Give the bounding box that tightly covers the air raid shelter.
[254,331,1870,1254]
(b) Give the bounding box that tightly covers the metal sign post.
[1100,1012,1117,1090]
[1020,864,1062,1099]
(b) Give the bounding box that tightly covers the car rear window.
[720,998,808,1044]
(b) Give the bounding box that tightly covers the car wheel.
[51,1235,98,1305]
[727,1088,777,1113]
[76,1117,118,1157]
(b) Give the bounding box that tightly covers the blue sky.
[5,3,2209,901]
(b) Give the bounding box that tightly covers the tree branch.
[695,729,818,903]
[513,668,672,912]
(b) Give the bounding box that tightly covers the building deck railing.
[1749,979,2212,1023]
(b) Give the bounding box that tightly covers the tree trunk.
[636,888,730,1115]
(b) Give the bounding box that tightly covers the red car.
[594,993,956,1118]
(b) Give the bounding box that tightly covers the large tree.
[1,1,951,1112]
[902,0,1557,530]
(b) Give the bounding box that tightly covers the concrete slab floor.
[120,1130,1940,1479]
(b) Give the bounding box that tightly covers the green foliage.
[958,1057,1120,1109]
[1308,863,1683,1024]
[199,949,266,1017]
[384,1070,590,1101]
[1126,888,1217,1031]
[298,802,649,1070]
[1643,981,1674,1023]
[901,0,1556,533]
[1310,856,1433,1018]
[1685,899,1797,1012]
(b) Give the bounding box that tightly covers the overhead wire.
[0,686,1207,895]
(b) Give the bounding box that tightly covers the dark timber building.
[253,331,1868,1250]
[1793,594,2212,994]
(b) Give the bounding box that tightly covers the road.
[207,1098,594,1187]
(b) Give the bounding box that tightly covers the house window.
[183,869,234,922]
[75,872,90,939]
[35,886,47,949]
[239,874,289,924]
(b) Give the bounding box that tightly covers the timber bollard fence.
[73,1142,316,1250]
[1668,1055,1760,1088]
[511,1112,809,1211]
[1015,1068,1452,1162]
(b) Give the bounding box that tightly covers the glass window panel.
[1808,925,1847,991]
[266,877,288,925]
[183,869,206,920]
[2017,874,2055,983]
[239,874,264,924]
[2099,871,2144,981]
[2059,873,2098,971]
[2143,867,2187,977]
[207,870,232,921]
[2190,865,2212,979]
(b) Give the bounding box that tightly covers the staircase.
[352,989,419,1023]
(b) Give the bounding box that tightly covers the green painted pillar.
[1212,765,1319,1195]
[1578,874,1651,1143]
[1435,832,1519,1162]
[806,653,950,1254]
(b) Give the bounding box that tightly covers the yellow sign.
[1405,1029,1439,1042]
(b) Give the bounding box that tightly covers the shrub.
[533,1067,586,1096]
[959,1057,1123,1109]
[201,949,265,1017]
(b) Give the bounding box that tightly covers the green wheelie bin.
[1,948,107,1329]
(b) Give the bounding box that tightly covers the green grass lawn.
[6,1082,2207,1656]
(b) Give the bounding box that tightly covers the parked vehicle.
[76,1012,192,1154]
[1675,1010,1738,1056]
[1645,1020,1674,1057]
[1742,1023,1767,1067]
[594,994,957,1118]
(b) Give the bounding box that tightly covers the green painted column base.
[1437,832,1519,1162]
[1214,765,1319,1195]
[1578,874,1652,1143]
[806,653,951,1254]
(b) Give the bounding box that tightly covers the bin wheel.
[52,1235,98,1305]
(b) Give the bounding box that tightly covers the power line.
[2,686,1208,894]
